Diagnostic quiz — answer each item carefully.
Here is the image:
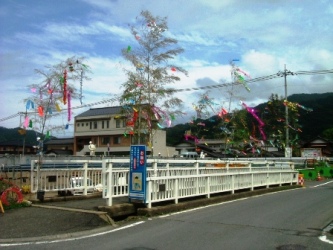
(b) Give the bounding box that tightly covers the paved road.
[2,181,333,250]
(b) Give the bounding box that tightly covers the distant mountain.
[0,127,54,145]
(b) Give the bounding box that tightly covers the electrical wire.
[1,68,333,123]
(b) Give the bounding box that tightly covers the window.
[113,136,121,144]
[122,119,126,127]
[93,121,97,129]
[102,137,110,145]
[116,119,120,128]
[77,123,80,127]
[106,120,109,128]
[102,120,105,129]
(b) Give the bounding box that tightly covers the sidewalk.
[0,193,129,242]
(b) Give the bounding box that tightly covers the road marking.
[0,221,145,247]
[319,235,333,245]
[312,180,333,188]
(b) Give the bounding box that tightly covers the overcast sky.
[1,0,332,137]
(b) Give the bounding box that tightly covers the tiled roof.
[44,138,74,145]
[75,106,122,118]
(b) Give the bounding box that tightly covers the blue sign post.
[129,145,147,203]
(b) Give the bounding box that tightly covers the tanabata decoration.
[24,116,29,128]
[29,120,33,128]
[236,68,251,78]
[55,102,61,112]
[26,100,35,110]
[240,101,266,140]
[63,69,67,105]
[136,64,144,71]
[283,100,313,112]
[127,46,131,52]
[67,91,71,121]
[65,124,69,129]
[38,106,44,117]
[152,105,172,128]
[184,134,199,144]
[171,67,176,72]
[218,108,228,117]
[234,71,250,92]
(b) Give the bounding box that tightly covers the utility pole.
[277,65,294,157]
[284,64,289,150]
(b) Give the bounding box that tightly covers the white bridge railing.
[102,159,298,207]
[28,159,298,207]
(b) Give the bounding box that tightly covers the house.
[0,140,36,155]
[302,136,333,157]
[73,106,177,157]
[44,138,74,156]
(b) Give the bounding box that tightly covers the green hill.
[166,92,333,145]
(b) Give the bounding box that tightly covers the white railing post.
[206,176,210,198]
[83,161,88,195]
[147,180,152,208]
[231,174,235,194]
[251,173,254,191]
[194,162,199,195]
[153,160,158,177]
[30,160,36,193]
[174,179,179,204]
[102,159,113,206]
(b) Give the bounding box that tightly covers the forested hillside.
[166,92,333,145]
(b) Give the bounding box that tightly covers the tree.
[119,10,187,155]
[322,128,333,140]
[24,56,90,144]
[23,56,90,196]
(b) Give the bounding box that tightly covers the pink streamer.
[24,117,29,128]
[67,92,71,121]
[241,101,266,140]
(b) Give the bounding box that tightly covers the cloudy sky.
[1,0,332,137]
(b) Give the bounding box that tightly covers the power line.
[1,68,333,123]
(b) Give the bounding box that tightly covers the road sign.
[129,145,147,202]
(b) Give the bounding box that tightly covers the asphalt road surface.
[2,181,333,250]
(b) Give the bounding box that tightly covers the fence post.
[206,176,210,198]
[279,172,282,186]
[231,174,235,194]
[251,173,254,191]
[83,161,88,195]
[102,159,113,206]
[30,160,36,193]
[147,180,152,208]
[194,162,199,195]
[174,179,179,204]
[153,160,158,177]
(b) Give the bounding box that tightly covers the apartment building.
[74,106,176,157]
